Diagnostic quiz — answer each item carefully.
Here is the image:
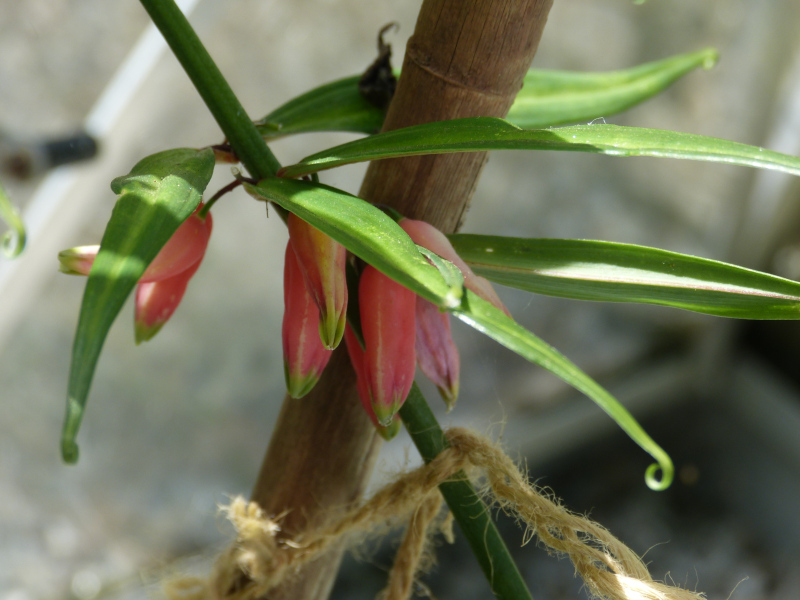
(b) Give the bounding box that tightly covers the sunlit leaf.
[62,147,215,464]
[278,117,800,179]
[453,289,673,490]
[256,75,385,139]
[244,177,460,308]
[508,47,717,128]
[255,48,716,137]
[449,235,800,319]
[0,179,26,258]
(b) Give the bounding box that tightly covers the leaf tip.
[61,396,84,464]
[700,47,719,70]
[644,459,673,491]
[61,439,80,464]
[2,229,25,258]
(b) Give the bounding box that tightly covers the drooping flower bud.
[344,324,401,440]
[139,208,213,282]
[359,265,416,426]
[415,297,460,410]
[58,245,101,276]
[399,218,510,317]
[61,206,213,344]
[282,241,334,398]
[59,208,212,283]
[133,207,213,343]
[134,259,201,343]
[287,213,347,350]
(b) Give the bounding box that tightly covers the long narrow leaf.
[255,48,716,138]
[255,75,385,139]
[243,177,461,308]
[62,147,215,463]
[245,178,671,489]
[449,235,800,319]
[278,117,800,179]
[509,47,717,128]
[453,289,673,490]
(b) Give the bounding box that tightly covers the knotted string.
[166,427,704,600]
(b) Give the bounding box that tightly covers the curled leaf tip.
[644,459,673,491]
[2,229,25,258]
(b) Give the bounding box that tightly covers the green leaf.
[453,289,673,490]
[277,118,800,179]
[508,47,718,128]
[449,236,800,319]
[243,177,461,308]
[255,75,386,139]
[255,48,716,138]
[0,179,26,258]
[62,147,215,464]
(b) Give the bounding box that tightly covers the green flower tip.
[135,321,164,345]
[376,416,402,441]
[285,367,322,399]
[318,313,346,350]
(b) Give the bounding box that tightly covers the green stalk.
[138,0,281,178]
[400,385,534,600]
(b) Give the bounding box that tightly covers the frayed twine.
[165,427,705,600]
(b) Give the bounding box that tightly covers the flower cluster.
[59,205,213,343]
[283,213,508,437]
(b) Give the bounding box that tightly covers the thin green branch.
[400,386,534,600]
[138,0,281,179]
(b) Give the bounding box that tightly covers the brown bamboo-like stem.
[250,2,553,599]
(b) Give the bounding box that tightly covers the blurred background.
[2,1,800,598]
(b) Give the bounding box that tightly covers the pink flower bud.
[59,207,213,284]
[139,208,213,282]
[282,241,333,398]
[134,259,201,343]
[61,206,213,343]
[58,245,100,276]
[133,206,213,342]
[344,324,401,440]
[399,218,510,317]
[287,213,347,350]
[415,297,460,410]
[359,266,416,426]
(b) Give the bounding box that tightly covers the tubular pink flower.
[344,324,401,440]
[139,208,213,282]
[399,218,511,317]
[59,207,213,283]
[282,241,333,398]
[133,207,213,343]
[287,213,348,350]
[58,245,101,276]
[359,265,417,426]
[344,324,379,425]
[415,297,460,410]
[60,206,213,343]
[134,259,201,343]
